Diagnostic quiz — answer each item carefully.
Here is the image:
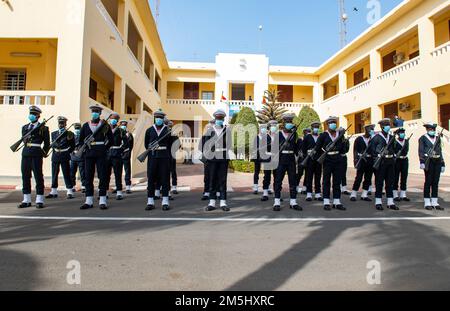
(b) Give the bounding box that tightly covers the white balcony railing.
[94,0,124,45]
[127,46,143,73]
[0,91,56,106]
[167,99,216,105]
[343,79,372,95]
[280,102,314,108]
[431,41,450,58]
[228,100,255,107]
[377,57,421,80]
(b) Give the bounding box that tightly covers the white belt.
[358,153,371,158]
[215,148,226,152]
[282,151,294,154]
[307,149,314,155]
[383,155,394,159]
[398,156,408,159]
[111,146,123,150]
[54,147,70,153]
[155,146,167,151]
[123,148,130,153]
[90,142,105,146]
[327,151,339,155]
[26,143,41,148]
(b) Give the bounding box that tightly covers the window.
[409,50,420,60]
[154,71,161,94]
[382,50,397,72]
[202,91,214,100]
[231,84,245,100]
[184,82,199,99]
[89,78,98,100]
[144,49,154,82]
[2,69,26,91]
[278,85,293,102]
[353,69,364,86]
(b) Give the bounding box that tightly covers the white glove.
[442,167,446,174]
[420,163,425,170]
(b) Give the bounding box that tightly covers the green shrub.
[229,160,255,173]
[294,106,323,136]
[232,107,259,159]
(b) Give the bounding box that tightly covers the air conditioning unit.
[393,52,406,65]
[399,101,411,112]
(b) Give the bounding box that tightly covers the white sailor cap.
[89,103,104,111]
[282,113,295,122]
[423,122,437,129]
[154,110,166,118]
[110,112,120,119]
[29,105,42,114]
[311,121,321,127]
[57,116,68,122]
[213,109,227,118]
[325,116,338,123]
[378,118,391,125]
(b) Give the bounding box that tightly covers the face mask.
[215,120,224,127]
[328,123,337,131]
[120,126,127,131]
[74,129,81,136]
[313,128,320,135]
[261,128,268,135]
[270,126,278,133]
[369,130,375,137]
[399,133,406,140]
[285,123,294,131]
[28,114,37,123]
[428,131,436,137]
[110,119,118,126]
[155,118,164,126]
[383,126,391,133]
[91,112,100,120]
[59,123,65,130]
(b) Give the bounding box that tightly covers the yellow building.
[1,0,449,177]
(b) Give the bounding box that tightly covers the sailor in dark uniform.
[340,139,351,196]
[350,124,375,202]
[297,128,311,194]
[252,123,269,195]
[46,116,76,200]
[78,104,114,210]
[203,109,231,212]
[18,106,50,209]
[119,120,134,194]
[145,110,173,211]
[168,120,180,196]
[273,113,301,212]
[315,116,347,211]
[200,119,215,201]
[70,123,86,193]
[370,118,398,211]
[419,123,445,210]
[302,121,323,201]
[105,112,129,201]
[393,128,410,202]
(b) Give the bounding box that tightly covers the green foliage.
[232,107,259,159]
[229,113,238,125]
[229,160,255,173]
[294,106,322,136]
[257,89,288,124]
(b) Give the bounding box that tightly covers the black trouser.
[171,158,177,186]
[374,159,395,199]
[297,162,305,187]
[304,160,322,194]
[21,156,44,195]
[341,156,348,187]
[106,157,123,192]
[352,160,373,192]
[254,161,262,185]
[424,160,442,198]
[322,159,342,200]
[85,155,108,197]
[208,161,228,200]
[70,160,85,188]
[394,158,409,192]
[123,158,132,186]
[203,162,210,194]
[254,162,275,188]
[147,158,170,198]
[51,160,73,190]
[274,162,297,200]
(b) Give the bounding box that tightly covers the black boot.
[261,196,269,202]
[36,203,45,209]
[45,194,58,199]
[146,204,155,211]
[18,202,32,209]
[273,205,281,212]
[80,204,93,210]
[375,204,384,211]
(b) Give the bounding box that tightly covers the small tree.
[294,106,322,136]
[257,89,288,124]
[233,107,259,160]
[229,113,238,125]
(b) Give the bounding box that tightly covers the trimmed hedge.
[229,160,255,173]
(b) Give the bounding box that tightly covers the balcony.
[377,57,421,81]
[94,0,123,45]
[343,79,372,95]
[228,100,255,107]
[167,99,215,106]
[127,46,143,73]
[431,41,450,58]
[0,91,55,106]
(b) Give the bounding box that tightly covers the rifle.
[10,116,55,153]
[200,126,229,164]
[137,129,173,163]
[394,133,413,162]
[316,124,353,165]
[45,124,75,158]
[424,129,444,172]
[74,115,112,158]
[355,137,372,170]
[373,133,396,171]
[271,127,298,162]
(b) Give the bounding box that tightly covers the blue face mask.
[328,123,337,131]
[120,126,127,131]
[270,126,278,133]
[28,114,37,123]
[313,128,320,135]
[110,119,118,126]
[91,112,100,120]
[155,118,164,126]
[428,131,436,137]
[369,130,375,137]
[383,126,391,133]
[74,129,81,136]
[261,128,268,135]
[215,120,224,127]
[399,133,406,140]
[285,123,294,131]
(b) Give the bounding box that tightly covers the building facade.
[0,0,449,177]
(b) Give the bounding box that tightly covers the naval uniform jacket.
[301,134,319,163]
[122,132,134,160]
[107,127,129,159]
[21,122,50,158]
[278,131,298,165]
[353,136,373,163]
[144,125,172,159]
[201,126,231,163]
[315,130,347,163]
[51,129,76,162]
[393,138,410,159]
[370,133,396,160]
[251,134,273,163]
[418,134,445,167]
[78,120,114,158]
[71,134,84,162]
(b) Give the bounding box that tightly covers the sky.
[149,0,404,67]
